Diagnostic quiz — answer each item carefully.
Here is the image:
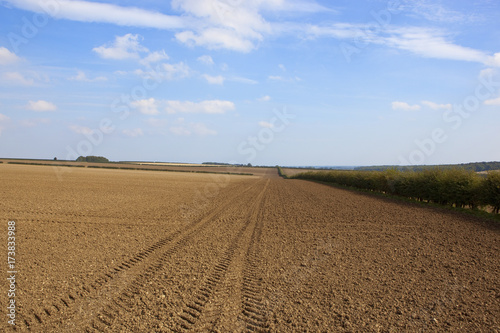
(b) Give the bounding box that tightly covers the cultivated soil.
[0,164,498,332]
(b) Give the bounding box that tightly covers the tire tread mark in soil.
[240,182,270,332]
[17,181,261,332]
[84,181,265,332]
[176,179,270,332]
[175,221,250,331]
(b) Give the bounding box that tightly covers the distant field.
[0,159,274,177]
[135,162,210,167]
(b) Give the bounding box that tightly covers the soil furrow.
[17,181,262,332]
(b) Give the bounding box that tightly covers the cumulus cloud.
[165,100,235,114]
[123,128,144,137]
[26,100,57,112]
[145,118,168,127]
[93,34,149,60]
[392,101,421,111]
[421,100,452,110]
[0,113,9,121]
[69,70,107,82]
[0,47,21,65]
[170,122,217,136]
[197,55,214,65]
[172,0,271,52]
[202,74,225,85]
[131,98,159,115]
[139,50,169,66]
[69,125,93,135]
[2,72,34,85]
[190,122,217,136]
[484,97,500,106]
[259,121,274,128]
[258,95,271,102]
[158,62,191,80]
[486,53,500,68]
[134,61,191,81]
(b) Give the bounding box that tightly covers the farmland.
[1,163,499,332]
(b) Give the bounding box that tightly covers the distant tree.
[247,163,252,167]
[53,157,57,161]
[76,156,110,163]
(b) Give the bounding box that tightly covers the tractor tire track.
[174,179,270,332]
[17,181,263,332]
[82,179,269,332]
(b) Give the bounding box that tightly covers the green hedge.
[292,169,500,214]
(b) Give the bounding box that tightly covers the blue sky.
[0,0,499,166]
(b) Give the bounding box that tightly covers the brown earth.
[0,164,499,332]
[0,159,273,177]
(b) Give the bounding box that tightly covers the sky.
[0,0,499,166]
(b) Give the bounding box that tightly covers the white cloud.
[230,76,258,84]
[159,62,191,80]
[258,95,271,102]
[69,70,107,82]
[170,122,217,136]
[307,23,495,66]
[26,100,57,112]
[0,47,21,65]
[392,101,421,111]
[2,72,34,85]
[131,98,159,115]
[69,125,93,135]
[5,0,186,29]
[421,100,452,110]
[202,74,225,85]
[401,2,470,23]
[486,53,500,68]
[172,0,272,52]
[3,0,495,63]
[190,122,217,136]
[176,28,256,53]
[268,75,301,82]
[479,68,496,79]
[145,118,168,127]
[123,128,144,137]
[382,28,490,64]
[197,55,214,65]
[93,34,149,60]
[269,75,284,81]
[259,121,274,128]
[165,100,235,114]
[279,64,286,71]
[139,50,169,66]
[170,126,192,136]
[484,97,500,106]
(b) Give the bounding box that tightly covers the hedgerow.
[292,168,500,214]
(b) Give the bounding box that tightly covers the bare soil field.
[0,164,499,332]
[0,159,274,177]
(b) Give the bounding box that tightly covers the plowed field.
[1,164,499,332]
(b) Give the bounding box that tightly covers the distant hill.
[355,161,500,172]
